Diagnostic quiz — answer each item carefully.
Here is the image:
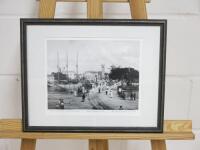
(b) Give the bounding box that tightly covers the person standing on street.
[130,92,134,100]
[59,99,64,109]
[110,89,113,98]
[81,93,85,102]
[98,87,101,93]
[133,93,136,101]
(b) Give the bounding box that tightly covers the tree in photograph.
[109,67,139,83]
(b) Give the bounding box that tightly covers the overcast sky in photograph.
[47,39,140,74]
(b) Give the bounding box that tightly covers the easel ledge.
[0,119,194,140]
[0,120,195,150]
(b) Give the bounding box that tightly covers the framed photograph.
[21,19,167,132]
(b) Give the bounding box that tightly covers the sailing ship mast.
[66,50,69,78]
[76,51,79,79]
[57,50,60,83]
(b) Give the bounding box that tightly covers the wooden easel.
[0,0,195,150]
[38,0,148,19]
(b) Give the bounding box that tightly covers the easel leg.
[89,139,108,150]
[21,139,36,150]
[129,0,147,19]
[39,0,56,18]
[151,140,167,150]
[87,0,103,19]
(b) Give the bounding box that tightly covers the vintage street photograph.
[47,39,140,110]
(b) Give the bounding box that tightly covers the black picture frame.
[21,19,167,133]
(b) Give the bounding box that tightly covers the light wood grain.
[87,0,103,18]
[164,120,192,133]
[36,0,151,3]
[129,0,147,19]
[0,132,195,140]
[21,139,36,150]
[89,139,108,150]
[151,140,167,150]
[0,119,22,132]
[0,119,195,140]
[0,120,192,132]
[39,0,57,18]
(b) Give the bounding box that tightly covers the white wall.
[0,0,200,149]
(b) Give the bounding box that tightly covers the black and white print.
[47,39,140,110]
